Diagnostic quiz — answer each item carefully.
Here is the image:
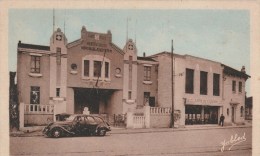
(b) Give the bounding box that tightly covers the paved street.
[10,127,251,156]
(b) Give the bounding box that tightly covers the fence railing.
[133,115,145,128]
[150,107,171,115]
[24,104,54,114]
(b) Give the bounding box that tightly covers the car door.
[85,116,98,135]
[74,116,86,134]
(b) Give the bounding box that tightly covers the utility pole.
[170,39,175,128]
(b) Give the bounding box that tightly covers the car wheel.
[98,129,106,136]
[52,128,62,138]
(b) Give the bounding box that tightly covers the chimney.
[143,52,146,57]
[81,26,87,39]
[241,66,246,73]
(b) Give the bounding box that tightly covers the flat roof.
[18,41,50,51]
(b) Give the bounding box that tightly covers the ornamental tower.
[49,28,68,115]
[123,39,138,113]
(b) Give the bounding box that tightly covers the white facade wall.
[222,75,246,125]
[153,52,248,126]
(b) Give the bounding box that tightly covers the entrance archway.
[74,88,114,114]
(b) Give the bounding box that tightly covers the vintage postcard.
[0,0,260,156]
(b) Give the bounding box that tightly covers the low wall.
[24,114,53,126]
[150,114,171,128]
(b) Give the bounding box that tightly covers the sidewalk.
[10,124,252,137]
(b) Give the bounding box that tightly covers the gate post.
[19,103,24,129]
[126,111,133,128]
[144,106,150,128]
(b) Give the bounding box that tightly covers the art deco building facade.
[17,27,249,127]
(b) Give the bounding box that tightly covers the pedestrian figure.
[219,114,225,127]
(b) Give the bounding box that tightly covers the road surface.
[10,127,252,156]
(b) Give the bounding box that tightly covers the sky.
[8,9,250,95]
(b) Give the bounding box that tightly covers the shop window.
[239,81,242,93]
[30,86,40,104]
[227,108,229,116]
[200,71,208,95]
[56,88,60,97]
[56,47,61,65]
[240,106,244,117]
[213,73,220,96]
[94,61,102,77]
[105,62,109,78]
[84,60,90,77]
[232,80,236,93]
[30,56,40,73]
[185,68,194,94]
[143,92,150,105]
[144,66,151,81]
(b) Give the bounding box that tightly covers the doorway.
[231,106,235,122]
[74,88,114,114]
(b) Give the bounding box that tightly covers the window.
[30,86,40,104]
[227,108,229,116]
[129,56,133,61]
[239,81,242,93]
[94,61,102,77]
[30,56,40,73]
[143,92,150,105]
[240,106,244,117]
[56,47,61,65]
[128,91,132,99]
[213,73,220,96]
[200,71,208,95]
[56,88,60,97]
[144,66,151,81]
[71,63,77,70]
[84,60,90,77]
[232,81,236,92]
[105,62,109,78]
[185,68,194,94]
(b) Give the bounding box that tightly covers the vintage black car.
[43,114,111,138]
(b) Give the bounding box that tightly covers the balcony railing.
[24,104,54,114]
[150,107,171,115]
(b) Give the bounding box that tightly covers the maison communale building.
[17,26,250,128]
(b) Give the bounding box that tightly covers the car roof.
[71,114,103,118]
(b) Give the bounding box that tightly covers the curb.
[10,125,252,137]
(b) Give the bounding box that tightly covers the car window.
[94,117,103,124]
[77,116,85,123]
[66,115,77,121]
[86,116,96,124]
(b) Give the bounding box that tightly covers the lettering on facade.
[88,34,106,40]
[81,45,112,53]
[86,42,107,48]
[186,98,220,105]
[81,41,112,52]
